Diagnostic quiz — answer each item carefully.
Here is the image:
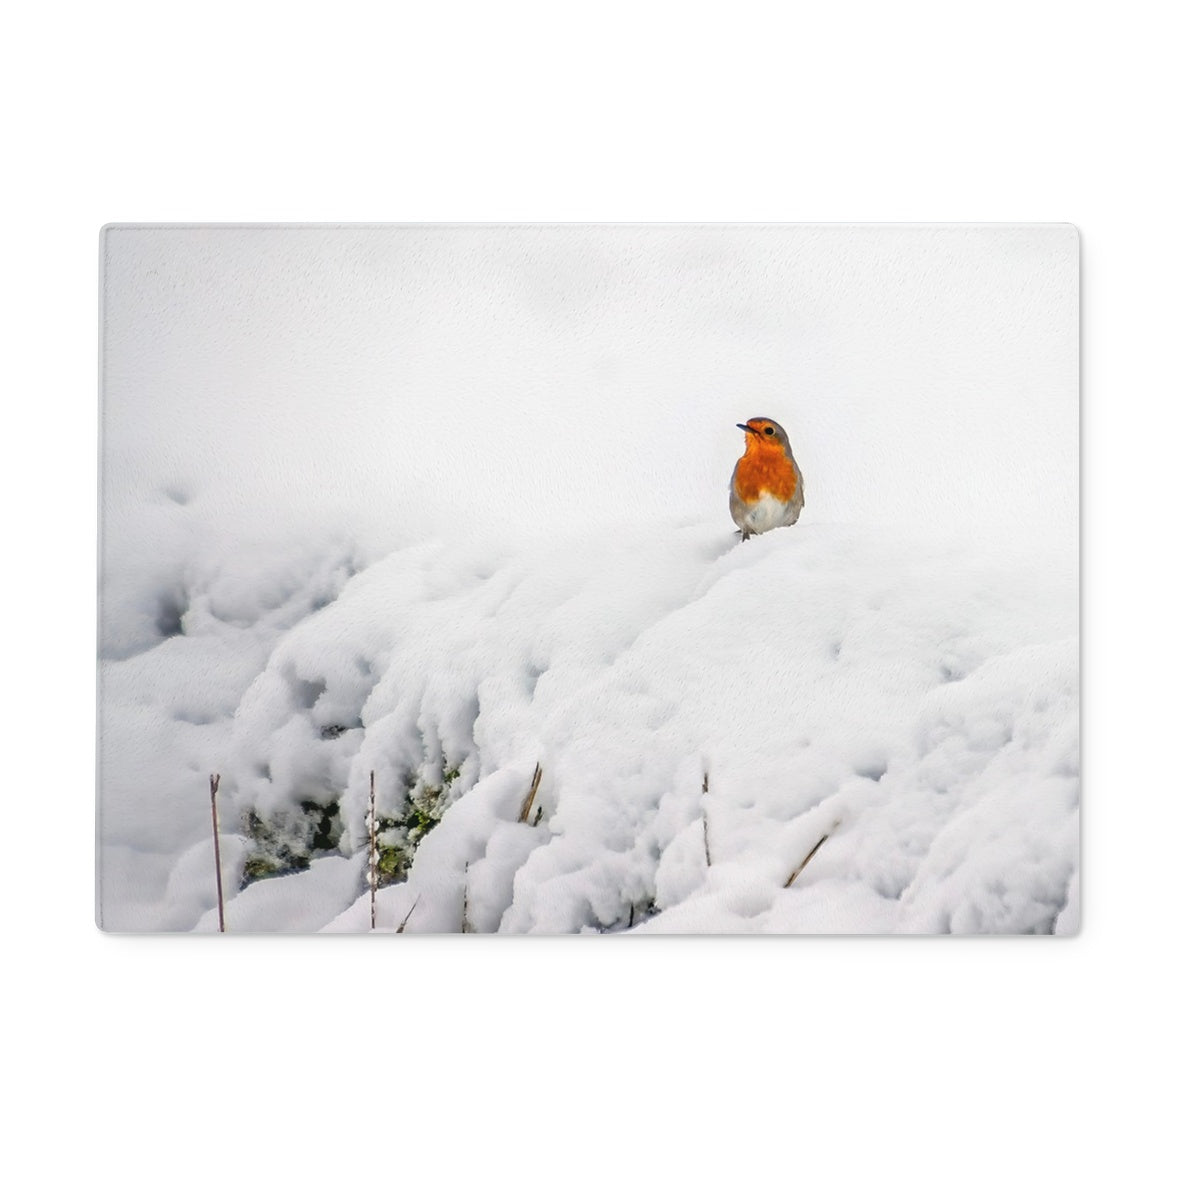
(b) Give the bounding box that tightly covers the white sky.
[101,224,1078,560]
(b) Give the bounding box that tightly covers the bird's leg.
[741,531,751,543]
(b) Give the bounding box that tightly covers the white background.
[3,1,1194,1196]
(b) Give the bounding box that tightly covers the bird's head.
[737,417,792,454]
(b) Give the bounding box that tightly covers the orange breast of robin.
[734,445,798,504]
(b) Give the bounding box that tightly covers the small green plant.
[240,756,464,894]
[240,796,344,886]
[371,756,462,886]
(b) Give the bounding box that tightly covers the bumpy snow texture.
[98,520,1078,934]
[97,224,1078,934]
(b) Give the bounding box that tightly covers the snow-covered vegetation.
[97,224,1078,933]
[99,517,1077,933]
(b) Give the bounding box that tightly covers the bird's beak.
[736,423,753,434]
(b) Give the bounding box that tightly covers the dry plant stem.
[461,862,471,934]
[396,895,420,933]
[518,763,543,824]
[785,820,843,888]
[369,770,377,932]
[701,771,712,867]
[209,773,225,933]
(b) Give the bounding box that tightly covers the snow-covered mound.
[101,517,1077,935]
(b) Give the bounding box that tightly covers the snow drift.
[99,518,1078,934]
[96,224,1078,934]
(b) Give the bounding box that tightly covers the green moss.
[369,755,463,885]
[404,804,439,836]
[243,854,291,882]
[240,755,464,893]
[375,844,406,882]
[239,795,343,887]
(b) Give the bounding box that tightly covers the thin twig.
[396,895,420,933]
[369,769,377,931]
[784,820,843,888]
[701,771,712,867]
[209,773,225,933]
[518,763,543,824]
[461,862,471,934]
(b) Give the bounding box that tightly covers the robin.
[729,417,804,541]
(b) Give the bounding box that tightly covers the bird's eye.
[763,426,775,436]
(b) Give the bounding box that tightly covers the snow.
[97,224,1078,934]
[100,518,1077,934]
[192,853,366,934]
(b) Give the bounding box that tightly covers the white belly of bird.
[743,494,789,533]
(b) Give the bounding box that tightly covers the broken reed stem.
[701,771,712,867]
[785,820,843,888]
[518,763,543,824]
[369,769,377,932]
[396,895,420,934]
[209,773,225,933]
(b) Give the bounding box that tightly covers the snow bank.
[108,517,1076,934]
[96,225,1078,933]
[95,533,360,929]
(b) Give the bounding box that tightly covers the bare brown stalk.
[369,770,377,931]
[784,819,843,888]
[209,773,225,933]
[396,895,420,933]
[701,771,712,867]
[518,763,543,824]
